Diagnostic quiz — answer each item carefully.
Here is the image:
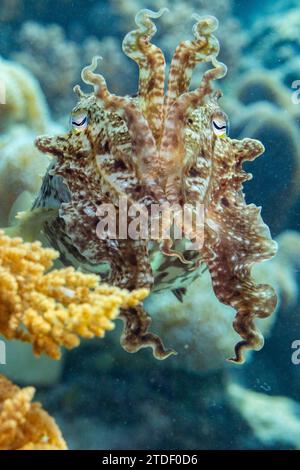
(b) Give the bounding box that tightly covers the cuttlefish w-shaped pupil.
[213,120,226,130]
[71,115,88,129]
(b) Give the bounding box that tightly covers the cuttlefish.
[23,9,277,363]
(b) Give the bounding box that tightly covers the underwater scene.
[1,0,300,453]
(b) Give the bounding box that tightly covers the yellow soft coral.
[0,374,67,450]
[0,230,149,359]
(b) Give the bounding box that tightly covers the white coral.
[228,382,300,448]
[0,58,60,226]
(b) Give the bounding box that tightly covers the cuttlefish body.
[34,9,277,363]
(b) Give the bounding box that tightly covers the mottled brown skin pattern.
[35,9,277,363]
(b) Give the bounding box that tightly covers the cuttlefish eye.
[71,113,88,131]
[212,116,228,139]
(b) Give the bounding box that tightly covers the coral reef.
[34,9,277,364]
[0,374,67,450]
[262,230,300,306]
[220,3,300,235]
[0,0,98,25]
[0,131,50,227]
[0,230,148,359]
[11,21,134,117]
[0,57,49,133]
[39,355,246,450]
[245,6,300,74]
[12,22,79,117]
[0,58,56,227]
[228,383,300,449]
[223,70,300,234]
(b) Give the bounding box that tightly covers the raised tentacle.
[81,57,164,200]
[160,57,227,206]
[73,84,87,99]
[166,15,220,112]
[122,8,168,144]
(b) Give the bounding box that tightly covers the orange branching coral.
[35,9,277,363]
[0,230,149,359]
[0,374,67,450]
